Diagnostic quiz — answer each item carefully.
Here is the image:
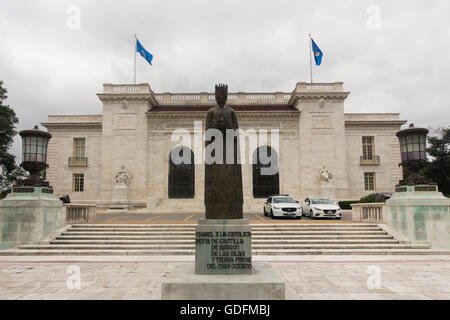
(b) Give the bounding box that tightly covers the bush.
[359,194,386,204]
[338,200,359,210]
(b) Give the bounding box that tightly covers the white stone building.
[42,82,406,213]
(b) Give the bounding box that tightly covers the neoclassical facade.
[43,82,406,213]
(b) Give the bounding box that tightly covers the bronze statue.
[204,84,243,219]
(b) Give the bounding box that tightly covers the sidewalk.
[1,255,450,300]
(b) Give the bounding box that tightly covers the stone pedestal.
[195,219,252,275]
[0,187,65,250]
[161,262,285,300]
[320,184,335,199]
[386,185,450,249]
[111,185,129,209]
[161,218,286,300]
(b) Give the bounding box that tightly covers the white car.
[263,195,302,219]
[301,197,342,219]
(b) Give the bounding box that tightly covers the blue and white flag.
[311,38,323,66]
[136,38,153,65]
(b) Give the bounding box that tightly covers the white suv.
[263,195,302,219]
[301,197,342,219]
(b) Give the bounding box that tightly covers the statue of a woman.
[204,84,243,219]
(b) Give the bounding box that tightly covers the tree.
[422,126,450,196]
[0,166,28,198]
[0,80,19,198]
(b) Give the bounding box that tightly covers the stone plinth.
[195,219,251,275]
[386,185,450,249]
[0,187,65,250]
[161,262,285,300]
[320,184,335,199]
[111,185,129,209]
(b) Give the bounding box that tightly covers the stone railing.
[154,92,291,105]
[103,83,151,94]
[295,82,343,92]
[65,204,96,222]
[351,202,387,223]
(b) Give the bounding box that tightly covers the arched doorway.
[252,146,279,198]
[168,146,195,199]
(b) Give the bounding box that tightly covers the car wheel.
[263,207,267,216]
[295,215,301,220]
[270,209,274,218]
[310,210,315,219]
[335,217,342,220]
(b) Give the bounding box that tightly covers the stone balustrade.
[102,82,344,105]
[65,204,96,222]
[351,202,388,223]
[103,83,152,94]
[153,92,291,105]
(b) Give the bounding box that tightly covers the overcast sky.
[1,0,449,161]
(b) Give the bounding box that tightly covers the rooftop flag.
[136,38,153,65]
[311,37,323,66]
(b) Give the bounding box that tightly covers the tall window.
[73,138,86,159]
[168,146,195,199]
[364,172,376,191]
[73,173,84,192]
[252,146,279,198]
[362,137,374,160]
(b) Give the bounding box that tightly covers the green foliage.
[0,166,28,198]
[338,200,359,210]
[0,80,20,198]
[422,126,450,195]
[358,194,386,204]
[0,80,19,174]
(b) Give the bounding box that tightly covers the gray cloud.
[1,0,449,160]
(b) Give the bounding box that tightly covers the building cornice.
[146,110,299,119]
[289,92,350,105]
[345,120,407,126]
[41,122,103,130]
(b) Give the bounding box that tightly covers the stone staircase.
[1,223,448,256]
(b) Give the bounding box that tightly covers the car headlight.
[273,206,281,209]
[313,207,322,211]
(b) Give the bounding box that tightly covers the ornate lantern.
[17,125,52,187]
[396,123,432,186]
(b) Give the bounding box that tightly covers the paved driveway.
[90,211,352,224]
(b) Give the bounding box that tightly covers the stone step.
[70,223,379,228]
[61,230,387,236]
[50,239,400,245]
[56,234,394,240]
[19,244,430,250]
[66,227,382,232]
[2,248,449,256]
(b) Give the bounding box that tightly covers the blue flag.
[311,38,323,66]
[136,38,153,65]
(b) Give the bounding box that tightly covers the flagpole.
[309,33,313,84]
[133,34,137,84]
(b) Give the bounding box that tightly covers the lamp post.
[16,125,52,189]
[396,123,433,186]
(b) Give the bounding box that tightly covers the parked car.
[263,195,302,219]
[301,197,342,219]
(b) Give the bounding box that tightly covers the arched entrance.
[168,146,195,199]
[252,146,279,198]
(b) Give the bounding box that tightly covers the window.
[168,146,195,199]
[73,173,84,192]
[73,138,86,160]
[364,172,376,191]
[252,146,279,198]
[362,137,374,160]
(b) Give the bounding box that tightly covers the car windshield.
[273,197,296,203]
[311,198,335,204]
